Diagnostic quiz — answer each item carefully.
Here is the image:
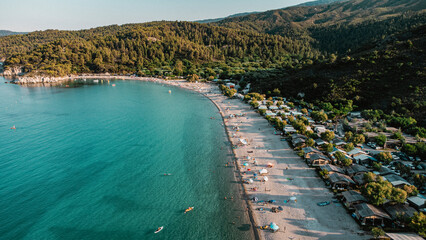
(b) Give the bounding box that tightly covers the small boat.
[163,173,172,176]
[184,207,194,213]
[168,90,171,94]
[10,125,16,130]
[112,84,116,87]
[154,226,163,234]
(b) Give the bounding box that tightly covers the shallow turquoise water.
[0,78,254,240]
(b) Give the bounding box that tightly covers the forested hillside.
[1,22,319,76]
[214,0,426,54]
[244,25,426,129]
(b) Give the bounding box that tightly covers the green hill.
[2,22,318,76]
[244,25,426,129]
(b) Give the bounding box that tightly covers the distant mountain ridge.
[0,30,27,37]
[297,0,348,6]
[195,0,345,23]
[195,12,261,24]
[214,0,426,32]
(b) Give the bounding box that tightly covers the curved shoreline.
[150,79,262,240]
[7,75,367,240]
[203,91,261,240]
[8,75,262,239]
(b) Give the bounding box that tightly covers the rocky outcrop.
[2,66,24,76]
[12,75,72,84]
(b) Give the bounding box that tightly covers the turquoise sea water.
[0,77,254,240]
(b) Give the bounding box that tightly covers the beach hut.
[270,222,279,232]
[259,169,268,175]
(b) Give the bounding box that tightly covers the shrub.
[375,134,387,147]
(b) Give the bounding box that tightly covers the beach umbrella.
[263,176,269,182]
[259,169,268,175]
[270,222,279,232]
[247,169,251,171]
[239,138,248,145]
[243,163,249,167]
[267,163,274,168]
[290,196,297,201]
[246,156,251,160]
[248,179,254,184]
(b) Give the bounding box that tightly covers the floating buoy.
[11,125,16,130]
[168,90,171,94]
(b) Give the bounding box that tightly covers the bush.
[344,131,353,142]
[323,143,334,152]
[364,172,377,183]
[352,134,365,144]
[306,138,315,147]
[319,169,329,179]
[341,157,352,166]
[409,212,426,237]
[371,227,385,239]
[403,185,418,197]
[376,152,393,164]
[372,162,382,171]
[375,134,387,147]
[344,143,354,152]
[321,130,335,142]
[311,110,328,122]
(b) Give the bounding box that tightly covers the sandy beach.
[10,76,369,240]
[163,80,369,240]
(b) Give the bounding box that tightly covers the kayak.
[184,207,194,213]
[154,226,163,233]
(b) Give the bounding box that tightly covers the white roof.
[258,105,268,110]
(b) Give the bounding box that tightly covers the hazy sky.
[0,0,310,32]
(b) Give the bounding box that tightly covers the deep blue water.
[0,78,254,240]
